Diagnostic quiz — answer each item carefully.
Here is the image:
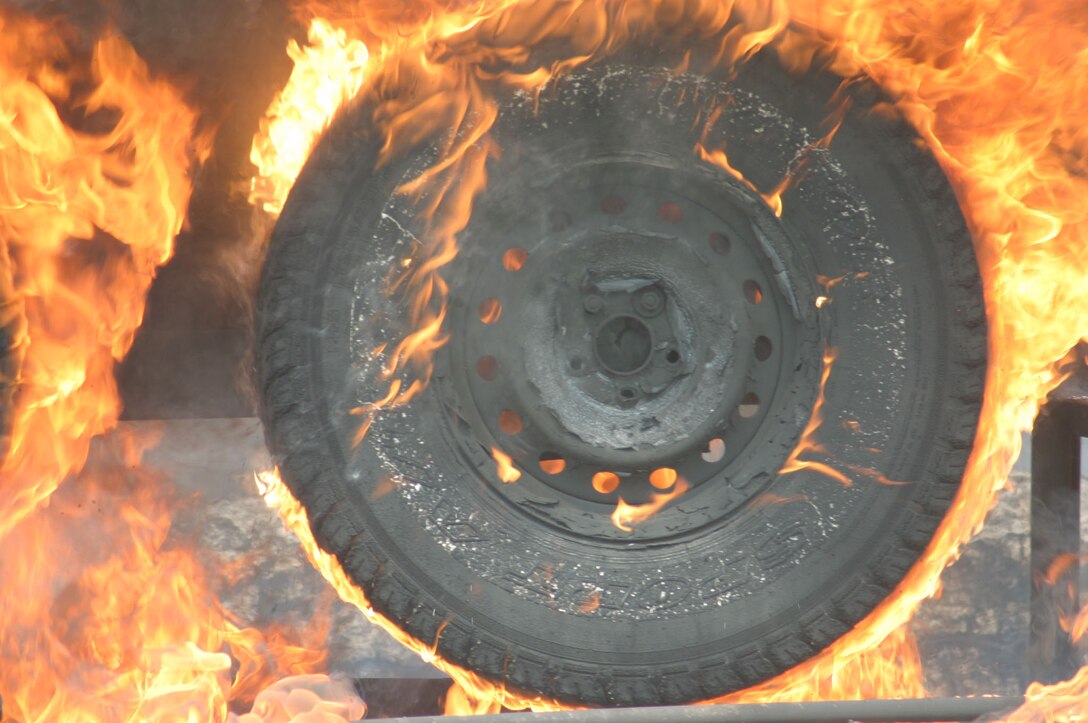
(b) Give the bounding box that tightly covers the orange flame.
[491,446,522,483]
[779,347,853,487]
[611,478,691,532]
[0,15,208,538]
[256,468,565,713]
[249,18,369,215]
[0,9,338,720]
[251,0,1088,713]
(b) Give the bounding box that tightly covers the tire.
[257,50,985,707]
[0,248,22,456]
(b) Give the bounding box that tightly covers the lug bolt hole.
[570,356,585,371]
[638,291,661,313]
[539,452,566,475]
[666,349,680,364]
[620,388,637,400]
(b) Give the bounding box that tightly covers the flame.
[229,674,366,723]
[249,18,369,215]
[250,0,1088,713]
[255,467,565,713]
[737,0,1088,707]
[0,14,208,538]
[779,347,853,487]
[695,141,786,217]
[611,478,691,532]
[491,446,522,483]
[0,9,336,720]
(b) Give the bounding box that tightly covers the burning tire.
[257,52,985,706]
[0,265,21,455]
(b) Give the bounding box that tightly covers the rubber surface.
[257,52,986,706]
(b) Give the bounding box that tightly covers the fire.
[0,13,206,539]
[779,347,853,487]
[0,8,337,721]
[255,468,564,713]
[490,446,522,483]
[247,0,1088,715]
[611,478,691,532]
[249,18,369,215]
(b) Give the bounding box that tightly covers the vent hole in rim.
[738,392,760,418]
[476,356,499,381]
[592,471,620,494]
[708,232,731,256]
[754,336,773,361]
[649,467,678,489]
[701,438,726,463]
[479,298,502,324]
[539,453,566,475]
[743,279,763,305]
[502,247,528,271]
[499,410,523,435]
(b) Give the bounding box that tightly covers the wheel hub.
[569,276,685,405]
[441,154,812,537]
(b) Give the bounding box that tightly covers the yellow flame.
[491,446,522,483]
[249,18,369,215]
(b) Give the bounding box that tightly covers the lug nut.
[583,295,603,313]
[638,291,661,312]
